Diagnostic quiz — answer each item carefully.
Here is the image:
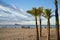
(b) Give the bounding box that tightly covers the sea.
[0,25,60,28]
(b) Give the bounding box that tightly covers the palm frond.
[37,7,43,16]
[49,15,55,19]
[42,15,46,19]
[27,7,37,16]
[43,9,53,19]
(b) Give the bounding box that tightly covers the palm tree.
[54,0,59,40]
[37,7,43,37]
[43,9,54,40]
[27,8,39,40]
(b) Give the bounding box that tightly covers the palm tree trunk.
[39,17,42,37]
[46,19,50,40]
[54,0,59,40]
[35,16,39,40]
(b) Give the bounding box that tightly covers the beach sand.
[0,28,60,40]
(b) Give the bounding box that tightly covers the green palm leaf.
[43,9,52,19]
[37,7,43,16]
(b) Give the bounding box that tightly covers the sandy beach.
[0,28,60,40]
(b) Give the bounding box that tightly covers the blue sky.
[1,0,60,10]
[0,0,60,25]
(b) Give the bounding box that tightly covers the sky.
[0,0,60,25]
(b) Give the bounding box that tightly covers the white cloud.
[12,4,17,9]
[0,3,34,25]
[0,5,32,20]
